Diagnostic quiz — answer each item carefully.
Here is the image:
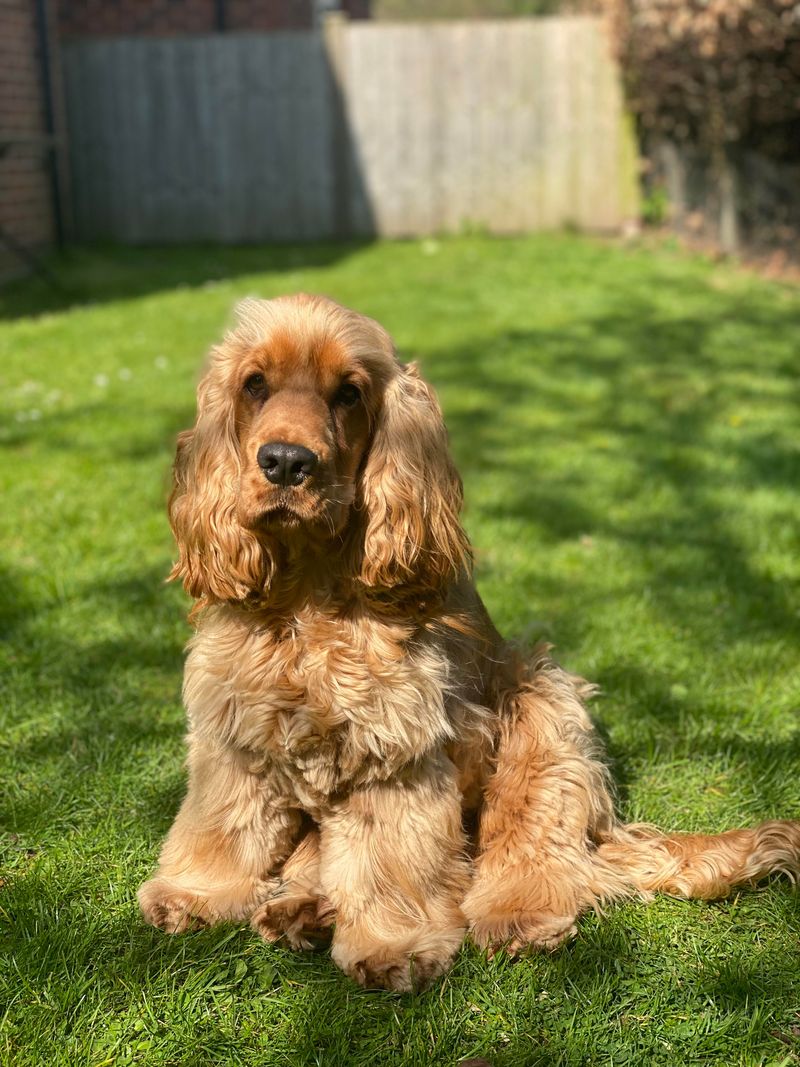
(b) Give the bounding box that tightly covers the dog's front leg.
[320,755,469,992]
[138,735,299,933]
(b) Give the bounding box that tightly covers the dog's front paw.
[138,877,210,934]
[345,949,448,992]
[469,910,577,956]
[251,879,334,951]
[332,925,464,992]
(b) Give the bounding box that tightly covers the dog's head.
[169,294,471,606]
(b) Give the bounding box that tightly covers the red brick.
[0,0,57,263]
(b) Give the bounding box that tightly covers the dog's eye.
[244,373,268,399]
[335,382,361,408]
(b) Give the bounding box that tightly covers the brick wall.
[58,0,370,37]
[0,0,57,279]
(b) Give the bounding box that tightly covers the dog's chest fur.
[183,604,457,813]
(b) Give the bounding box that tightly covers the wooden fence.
[61,17,638,242]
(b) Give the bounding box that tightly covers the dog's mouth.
[253,489,340,532]
[241,475,354,538]
[257,503,305,530]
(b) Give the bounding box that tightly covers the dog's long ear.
[168,358,273,603]
[358,364,471,600]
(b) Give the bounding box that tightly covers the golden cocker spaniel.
[139,294,800,991]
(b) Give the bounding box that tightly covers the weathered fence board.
[62,17,636,242]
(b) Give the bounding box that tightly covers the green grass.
[1,235,799,1067]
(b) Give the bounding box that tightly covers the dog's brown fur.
[139,294,800,991]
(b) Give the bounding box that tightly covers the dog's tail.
[592,819,800,902]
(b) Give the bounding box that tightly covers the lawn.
[1,235,798,1067]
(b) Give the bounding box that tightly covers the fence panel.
[62,17,636,242]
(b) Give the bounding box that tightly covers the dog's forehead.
[229,295,395,393]
[250,325,353,389]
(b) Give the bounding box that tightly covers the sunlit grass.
[1,235,799,1066]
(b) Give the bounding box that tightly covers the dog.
[139,293,800,991]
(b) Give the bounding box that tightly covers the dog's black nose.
[257,442,319,487]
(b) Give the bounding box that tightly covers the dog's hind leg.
[251,827,335,950]
[464,649,800,955]
[463,649,624,955]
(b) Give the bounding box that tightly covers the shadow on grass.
[423,285,799,651]
[0,240,372,321]
[0,560,188,835]
[596,659,800,813]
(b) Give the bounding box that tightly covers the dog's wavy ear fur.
[168,354,273,603]
[357,364,472,601]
